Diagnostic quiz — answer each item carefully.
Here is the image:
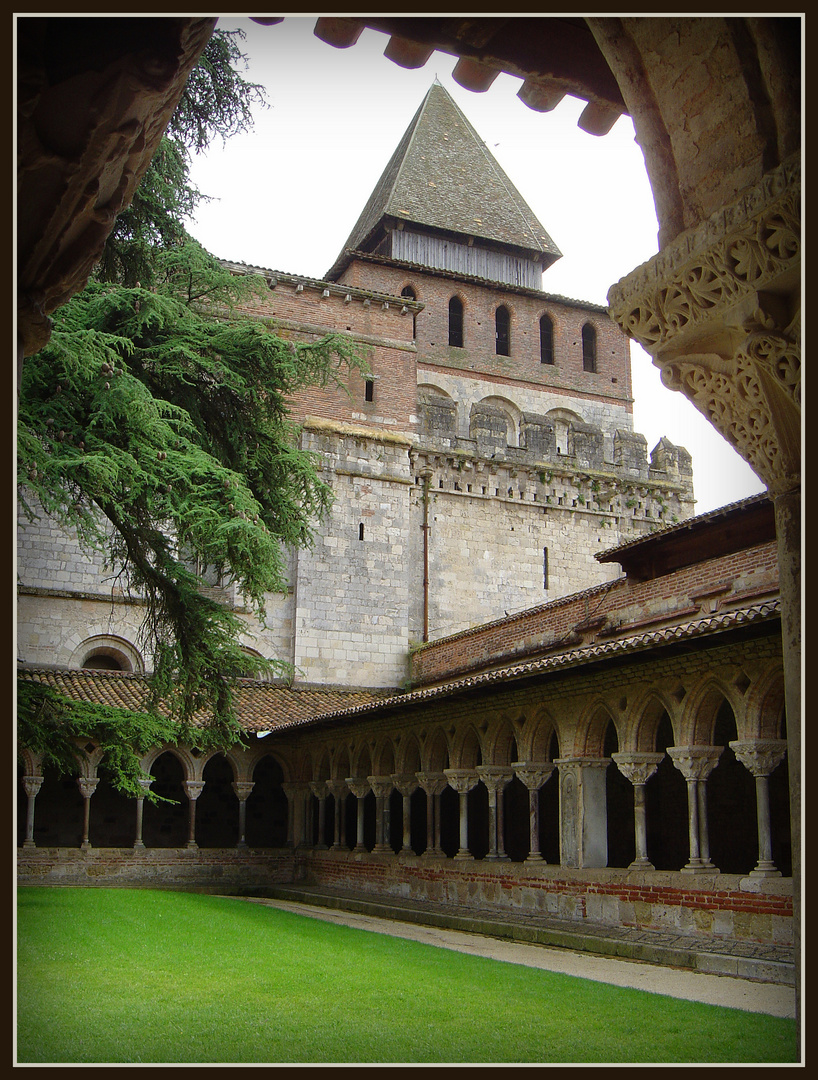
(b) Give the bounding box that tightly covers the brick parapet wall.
[296,850,793,945]
[410,540,779,685]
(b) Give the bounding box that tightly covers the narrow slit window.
[543,547,549,590]
[402,286,417,339]
[365,379,374,402]
[495,305,510,356]
[582,323,597,372]
[448,296,463,348]
[540,313,554,364]
[359,523,365,541]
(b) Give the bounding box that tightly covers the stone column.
[368,776,394,853]
[730,739,788,877]
[309,781,329,848]
[182,780,205,850]
[20,775,43,848]
[444,769,479,860]
[133,776,152,850]
[417,772,447,856]
[346,778,371,852]
[326,781,347,850]
[392,773,419,854]
[76,777,99,851]
[286,782,310,849]
[513,763,555,863]
[232,781,255,849]
[476,767,513,860]
[611,753,665,870]
[667,747,723,873]
[555,758,610,868]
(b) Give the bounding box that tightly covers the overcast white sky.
[186,16,765,515]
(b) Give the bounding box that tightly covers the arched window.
[495,305,510,356]
[539,313,554,364]
[401,285,417,339]
[582,323,597,372]
[448,296,463,348]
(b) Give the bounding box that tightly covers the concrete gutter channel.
[235,884,794,987]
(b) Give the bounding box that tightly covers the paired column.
[667,746,722,873]
[730,739,788,877]
[417,772,447,856]
[368,776,394,853]
[232,780,255,848]
[182,780,205,850]
[476,766,513,860]
[611,753,665,869]
[443,769,479,860]
[346,778,370,852]
[282,781,309,848]
[392,773,419,854]
[512,763,555,863]
[309,781,329,848]
[327,781,348,850]
[20,775,43,848]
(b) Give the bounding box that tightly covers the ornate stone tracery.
[608,156,800,494]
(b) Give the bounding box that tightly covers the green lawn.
[16,887,796,1064]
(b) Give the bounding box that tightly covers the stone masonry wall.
[410,539,780,685]
[290,424,413,687]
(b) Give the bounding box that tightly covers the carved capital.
[232,781,255,802]
[391,772,419,797]
[326,780,348,801]
[416,771,448,797]
[443,768,479,795]
[76,777,99,800]
[22,775,44,799]
[345,777,371,800]
[476,765,514,792]
[512,761,555,791]
[309,780,329,800]
[667,745,723,781]
[367,775,394,800]
[609,156,800,491]
[612,752,665,786]
[182,780,205,801]
[729,739,788,778]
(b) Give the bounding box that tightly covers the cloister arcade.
[18,647,790,881]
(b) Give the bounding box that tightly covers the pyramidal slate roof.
[326,81,562,281]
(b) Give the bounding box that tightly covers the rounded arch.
[349,741,373,780]
[422,727,450,772]
[527,706,559,762]
[681,677,744,745]
[451,725,482,769]
[70,634,144,673]
[494,303,511,356]
[743,662,787,739]
[470,395,522,448]
[330,744,352,782]
[140,744,198,783]
[629,690,681,752]
[371,736,396,777]
[448,292,465,348]
[396,732,422,776]
[538,311,555,364]
[581,321,598,372]
[546,407,585,456]
[576,701,618,758]
[484,715,519,767]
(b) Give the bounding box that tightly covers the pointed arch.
[576,701,618,758]
[422,727,450,772]
[681,677,743,745]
